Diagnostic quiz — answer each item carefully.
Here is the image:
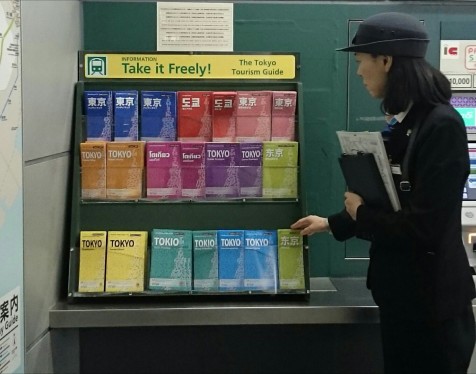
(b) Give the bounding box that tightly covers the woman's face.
[354,52,391,99]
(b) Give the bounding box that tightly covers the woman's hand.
[290,215,330,236]
[344,192,363,220]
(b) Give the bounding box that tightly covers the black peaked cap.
[337,12,429,58]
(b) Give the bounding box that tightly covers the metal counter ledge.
[49,278,383,328]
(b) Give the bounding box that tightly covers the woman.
[292,12,476,373]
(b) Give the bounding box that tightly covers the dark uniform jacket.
[328,103,476,322]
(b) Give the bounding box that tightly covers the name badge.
[391,165,402,175]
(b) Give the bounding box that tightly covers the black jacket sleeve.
[327,209,356,242]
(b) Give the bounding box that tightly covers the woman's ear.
[383,55,393,72]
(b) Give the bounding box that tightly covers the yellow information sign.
[82,53,296,80]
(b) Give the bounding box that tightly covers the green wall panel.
[83,1,476,277]
[83,2,157,51]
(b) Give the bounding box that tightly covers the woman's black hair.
[381,57,452,115]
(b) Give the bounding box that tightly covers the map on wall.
[0,0,23,373]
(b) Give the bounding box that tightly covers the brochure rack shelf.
[67,78,309,302]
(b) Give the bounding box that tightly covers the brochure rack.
[67,72,309,301]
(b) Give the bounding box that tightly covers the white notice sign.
[157,2,233,52]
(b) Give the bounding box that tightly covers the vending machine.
[440,39,476,269]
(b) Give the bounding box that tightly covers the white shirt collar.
[393,104,412,123]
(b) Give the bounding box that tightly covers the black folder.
[338,153,393,211]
